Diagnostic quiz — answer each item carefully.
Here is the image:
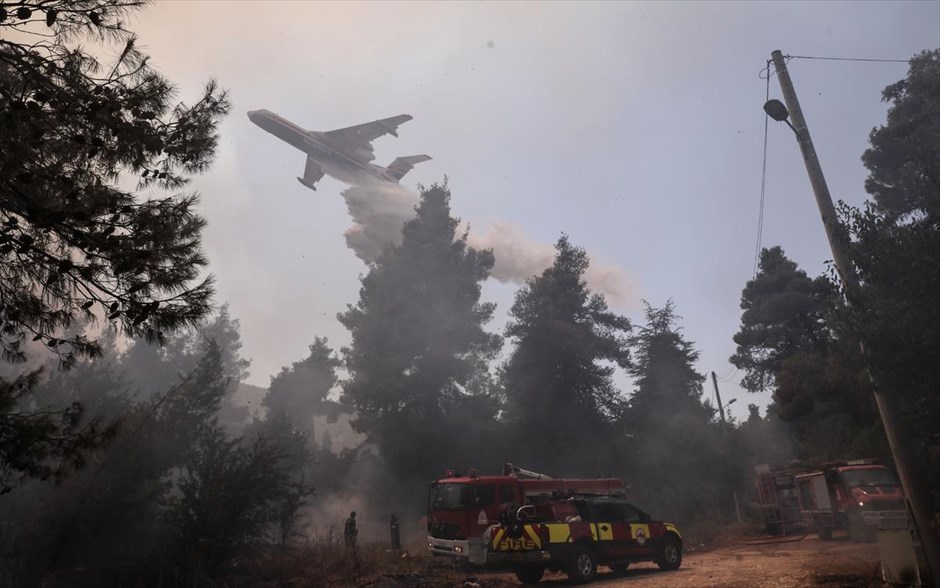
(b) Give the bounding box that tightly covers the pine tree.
[1,0,229,487]
[730,246,834,393]
[624,302,722,520]
[262,336,340,434]
[501,236,630,472]
[339,183,501,478]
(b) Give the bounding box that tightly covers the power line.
[716,366,738,383]
[753,60,771,277]
[785,54,910,64]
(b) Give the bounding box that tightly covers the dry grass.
[218,538,510,588]
[678,518,769,553]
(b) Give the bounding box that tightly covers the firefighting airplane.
[247,109,431,191]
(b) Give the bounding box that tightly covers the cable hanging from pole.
[754,60,771,277]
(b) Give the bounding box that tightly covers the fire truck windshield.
[842,468,897,488]
[429,483,472,510]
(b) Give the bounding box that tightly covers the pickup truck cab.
[487,496,682,584]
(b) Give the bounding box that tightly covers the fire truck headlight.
[428,542,433,549]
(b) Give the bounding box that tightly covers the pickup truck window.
[588,501,620,522]
[617,503,643,522]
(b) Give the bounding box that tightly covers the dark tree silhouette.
[730,246,833,393]
[501,235,630,472]
[1,0,229,488]
[339,183,501,479]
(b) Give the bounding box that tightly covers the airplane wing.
[385,154,432,181]
[324,115,413,150]
[297,156,325,191]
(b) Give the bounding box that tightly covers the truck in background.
[754,463,803,536]
[427,463,625,565]
[755,459,907,541]
[796,459,906,541]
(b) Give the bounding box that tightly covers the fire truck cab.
[796,459,906,541]
[427,463,625,565]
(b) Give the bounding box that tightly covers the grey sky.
[131,1,939,420]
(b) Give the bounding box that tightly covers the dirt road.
[490,535,882,587]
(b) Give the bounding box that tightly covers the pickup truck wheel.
[656,536,682,571]
[565,545,597,584]
[513,564,545,585]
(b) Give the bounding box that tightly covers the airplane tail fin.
[385,154,431,182]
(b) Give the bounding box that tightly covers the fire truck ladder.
[503,462,553,480]
[755,465,783,533]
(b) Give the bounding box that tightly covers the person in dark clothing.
[344,511,358,550]
[390,513,402,553]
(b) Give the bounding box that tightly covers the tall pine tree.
[1,0,229,487]
[624,302,722,521]
[501,236,630,474]
[339,183,501,480]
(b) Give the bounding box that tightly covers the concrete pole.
[711,371,726,424]
[770,49,939,585]
[711,372,741,522]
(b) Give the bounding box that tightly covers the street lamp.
[763,99,799,136]
[711,398,737,422]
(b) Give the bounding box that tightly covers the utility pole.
[769,49,939,584]
[711,371,726,424]
[711,371,741,522]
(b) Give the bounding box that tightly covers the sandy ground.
[484,534,884,587]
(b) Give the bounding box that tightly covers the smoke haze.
[341,183,636,306]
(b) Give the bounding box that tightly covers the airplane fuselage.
[247,109,394,185]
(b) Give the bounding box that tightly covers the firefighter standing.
[389,513,402,554]
[344,511,358,550]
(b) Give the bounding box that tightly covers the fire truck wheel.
[513,564,545,585]
[656,536,682,571]
[565,545,597,584]
[847,515,874,543]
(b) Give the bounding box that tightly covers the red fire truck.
[427,463,626,565]
[755,459,907,541]
[795,459,906,541]
[754,463,803,536]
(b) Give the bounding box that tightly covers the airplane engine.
[351,145,374,162]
